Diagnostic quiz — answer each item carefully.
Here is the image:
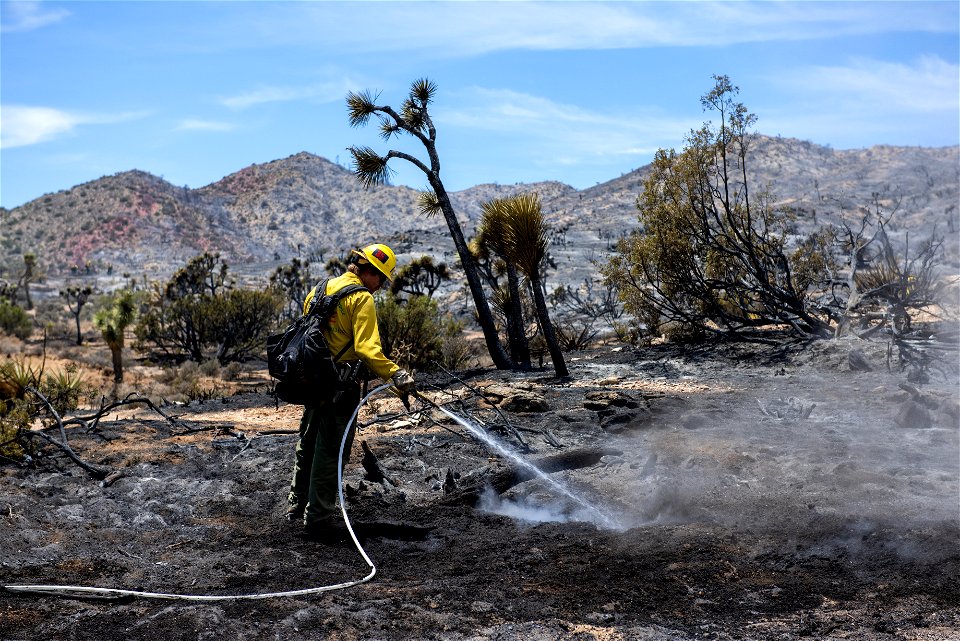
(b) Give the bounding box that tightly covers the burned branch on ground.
[13,389,198,480]
[61,392,186,434]
[438,446,623,507]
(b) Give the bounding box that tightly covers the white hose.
[3,383,393,601]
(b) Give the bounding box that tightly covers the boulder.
[895,400,933,429]
[584,390,644,412]
[848,349,873,372]
[499,390,549,413]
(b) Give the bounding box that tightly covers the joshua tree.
[486,193,568,378]
[476,200,532,370]
[60,285,93,345]
[390,255,451,300]
[346,78,513,370]
[270,257,313,321]
[20,253,36,310]
[94,290,137,385]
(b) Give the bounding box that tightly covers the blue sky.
[1,1,958,209]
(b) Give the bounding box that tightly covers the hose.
[3,383,394,601]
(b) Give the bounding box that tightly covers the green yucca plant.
[478,199,531,370]
[482,193,568,378]
[0,358,87,460]
[42,365,86,415]
[0,357,42,401]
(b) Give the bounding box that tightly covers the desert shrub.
[438,316,478,370]
[158,360,199,386]
[377,293,470,372]
[602,76,832,341]
[0,302,32,340]
[221,361,243,381]
[612,320,644,346]
[0,359,89,460]
[199,359,221,377]
[208,288,284,364]
[0,404,30,459]
[136,253,283,364]
[156,361,224,403]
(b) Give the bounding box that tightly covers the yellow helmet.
[352,243,397,281]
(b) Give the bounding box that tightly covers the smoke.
[478,486,626,531]
[592,349,960,550]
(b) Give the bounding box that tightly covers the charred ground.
[2,337,958,640]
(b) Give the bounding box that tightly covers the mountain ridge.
[1,135,957,286]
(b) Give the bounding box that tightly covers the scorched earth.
[2,337,958,640]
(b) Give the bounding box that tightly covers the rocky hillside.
[1,137,957,288]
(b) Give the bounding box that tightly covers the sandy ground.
[1,336,958,640]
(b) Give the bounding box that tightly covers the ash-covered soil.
[2,337,958,640]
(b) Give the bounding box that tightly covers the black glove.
[391,369,416,394]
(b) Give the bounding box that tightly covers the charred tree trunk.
[438,446,620,507]
[504,264,531,370]
[530,274,568,378]
[430,181,514,370]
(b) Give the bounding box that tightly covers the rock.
[937,398,960,427]
[895,400,933,429]
[583,390,642,411]
[499,390,549,413]
[480,384,509,403]
[601,411,640,433]
[482,382,533,403]
[848,349,873,372]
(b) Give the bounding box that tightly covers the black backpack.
[266,279,367,405]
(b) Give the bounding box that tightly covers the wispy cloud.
[0,105,148,148]
[790,56,960,114]
[221,1,957,56]
[0,0,70,33]
[219,78,358,109]
[441,88,696,160]
[174,119,236,133]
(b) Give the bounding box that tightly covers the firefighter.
[286,243,415,537]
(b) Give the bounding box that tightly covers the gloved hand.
[391,368,416,394]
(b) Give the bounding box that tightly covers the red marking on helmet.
[372,248,388,262]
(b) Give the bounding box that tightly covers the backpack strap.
[309,280,370,363]
[304,279,330,317]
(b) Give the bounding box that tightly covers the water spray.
[410,391,623,530]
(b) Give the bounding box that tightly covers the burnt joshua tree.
[346,78,513,370]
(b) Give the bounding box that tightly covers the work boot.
[303,516,348,543]
[285,504,304,522]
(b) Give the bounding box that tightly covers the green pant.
[288,386,360,526]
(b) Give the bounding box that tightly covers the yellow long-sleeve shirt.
[302,272,400,382]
